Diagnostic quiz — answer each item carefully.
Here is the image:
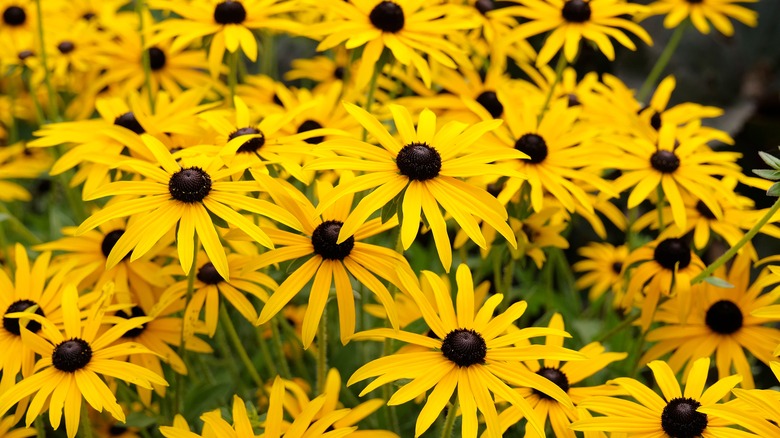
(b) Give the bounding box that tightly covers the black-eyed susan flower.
[622,237,705,331]
[0,143,49,202]
[490,96,617,214]
[162,252,276,340]
[34,218,174,307]
[149,0,302,77]
[349,264,584,438]
[309,0,476,88]
[0,0,36,42]
[0,415,34,438]
[640,0,758,36]
[0,285,168,438]
[161,394,258,437]
[573,357,763,437]
[499,0,652,66]
[307,103,523,271]
[494,313,627,436]
[574,242,629,304]
[0,244,73,388]
[608,123,744,231]
[75,135,301,280]
[244,174,413,347]
[642,253,780,389]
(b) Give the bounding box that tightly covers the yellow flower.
[574,242,628,304]
[499,0,652,66]
[308,103,522,271]
[349,264,583,438]
[0,285,168,438]
[640,0,758,36]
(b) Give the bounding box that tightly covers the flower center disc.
[3,6,26,26]
[52,338,93,372]
[214,1,247,24]
[562,0,591,23]
[116,306,147,338]
[475,0,495,15]
[168,167,212,203]
[114,112,145,135]
[476,91,503,118]
[57,41,75,54]
[297,119,325,144]
[148,47,166,70]
[650,150,680,173]
[101,229,127,259]
[396,142,442,181]
[653,238,692,270]
[534,366,570,399]
[705,300,743,334]
[515,133,548,164]
[229,127,265,153]
[197,262,226,285]
[441,328,487,367]
[369,1,405,33]
[611,261,623,275]
[312,220,354,260]
[661,397,708,438]
[3,299,45,336]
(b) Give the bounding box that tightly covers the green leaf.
[759,151,780,170]
[752,169,780,180]
[768,183,780,197]
[704,276,735,288]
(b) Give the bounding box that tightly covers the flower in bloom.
[75,135,301,280]
[573,357,764,437]
[574,242,629,304]
[499,0,652,66]
[349,264,584,437]
[622,237,705,330]
[308,103,523,271]
[309,0,477,88]
[641,252,780,389]
[494,313,627,436]
[0,285,168,438]
[244,174,414,347]
[640,0,758,36]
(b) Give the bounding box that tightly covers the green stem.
[595,311,639,344]
[79,399,93,438]
[692,196,780,284]
[174,235,198,417]
[440,398,459,438]
[34,417,45,438]
[256,325,278,377]
[261,32,276,79]
[228,51,239,103]
[135,0,155,111]
[316,303,328,394]
[637,22,688,103]
[220,305,266,393]
[362,50,390,141]
[656,185,666,233]
[537,54,567,123]
[33,0,60,122]
[270,316,292,378]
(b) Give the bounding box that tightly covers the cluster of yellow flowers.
[0,0,776,437]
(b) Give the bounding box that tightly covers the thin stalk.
[270,316,292,378]
[220,305,266,395]
[595,311,640,344]
[34,0,60,122]
[228,51,239,103]
[35,417,45,438]
[79,399,93,438]
[537,54,567,123]
[135,0,155,111]
[440,398,460,438]
[316,303,328,394]
[256,325,278,377]
[692,196,780,284]
[637,22,688,103]
[261,32,276,79]
[656,185,666,233]
[362,50,390,141]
